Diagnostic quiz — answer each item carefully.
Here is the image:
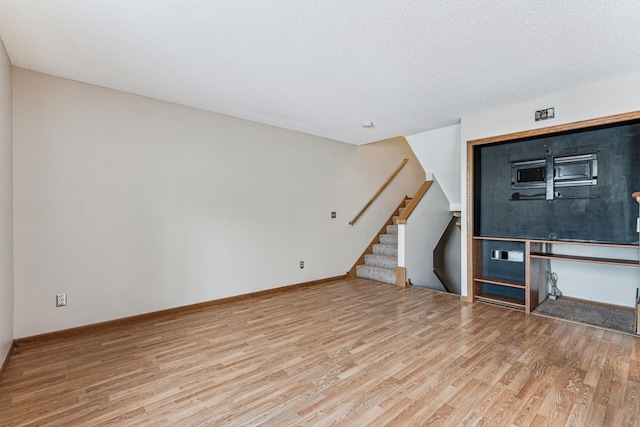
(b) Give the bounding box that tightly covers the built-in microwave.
[511,153,598,190]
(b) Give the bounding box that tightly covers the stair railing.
[349,158,409,225]
[395,181,433,225]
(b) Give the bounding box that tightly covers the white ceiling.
[0,1,639,145]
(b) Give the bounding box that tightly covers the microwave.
[511,153,598,190]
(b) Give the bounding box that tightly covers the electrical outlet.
[300,261,304,269]
[56,293,67,307]
[535,107,555,121]
[331,212,336,219]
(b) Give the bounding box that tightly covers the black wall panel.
[475,121,640,245]
[482,240,525,281]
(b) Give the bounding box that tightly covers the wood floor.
[1,278,639,426]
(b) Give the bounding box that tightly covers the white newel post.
[397,223,406,287]
[398,223,405,268]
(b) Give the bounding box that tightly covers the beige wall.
[0,40,13,359]
[13,68,425,338]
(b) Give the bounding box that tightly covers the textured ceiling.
[0,1,639,145]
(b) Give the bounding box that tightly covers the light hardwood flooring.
[1,278,639,426]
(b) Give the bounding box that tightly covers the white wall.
[12,69,425,338]
[406,124,461,210]
[461,72,640,305]
[404,178,451,291]
[433,219,461,295]
[0,40,13,360]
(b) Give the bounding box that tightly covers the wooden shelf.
[472,237,637,316]
[474,235,637,249]
[475,293,525,309]
[530,253,639,267]
[525,239,637,249]
[473,236,527,243]
[473,276,525,289]
[471,237,533,312]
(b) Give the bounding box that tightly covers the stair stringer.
[401,177,452,291]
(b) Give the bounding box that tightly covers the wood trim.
[0,340,17,380]
[530,253,639,267]
[526,241,540,313]
[347,197,408,277]
[14,276,345,347]
[530,242,547,313]
[474,235,638,249]
[349,158,409,225]
[557,295,635,313]
[468,110,640,147]
[396,266,407,287]
[466,141,475,301]
[635,289,639,334]
[396,180,432,224]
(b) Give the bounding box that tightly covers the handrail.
[396,180,433,224]
[349,158,409,225]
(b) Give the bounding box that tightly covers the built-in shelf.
[468,117,640,333]
[475,293,525,309]
[530,253,639,267]
[473,276,525,289]
[473,236,526,243]
[474,235,637,249]
[472,236,639,316]
[471,237,534,312]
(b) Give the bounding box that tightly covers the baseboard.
[15,275,345,347]
[0,340,17,380]
[558,295,635,313]
[460,295,473,303]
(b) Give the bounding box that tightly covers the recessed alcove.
[467,112,640,333]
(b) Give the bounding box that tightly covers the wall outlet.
[300,261,304,269]
[56,293,67,307]
[331,211,336,219]
[535,107,555,121]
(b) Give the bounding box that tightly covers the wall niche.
[474,120,640,245]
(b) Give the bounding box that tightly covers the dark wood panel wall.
[475,120,640,245]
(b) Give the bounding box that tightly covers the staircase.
[354,198,411,285]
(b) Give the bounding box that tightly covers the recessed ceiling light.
[361,122,374,128]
